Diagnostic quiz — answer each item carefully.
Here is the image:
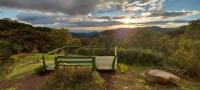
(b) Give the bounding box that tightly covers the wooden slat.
[57,59,92,61]
[55,56,96,71]
[58,64,92,66]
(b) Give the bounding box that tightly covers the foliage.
[115,20,200,80]
[117,63,128,73]
[118,48,164,66]
[0,19,73,61]
[39,67,105,90]
[0,40,12,61]
[185,19,200,40]
[171,38,200,80]
[48,29,72,49]
[78,48,114,56]
[131,30,163,49]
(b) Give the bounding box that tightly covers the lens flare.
[122,18,134,24]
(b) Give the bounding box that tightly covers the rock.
[144,69,181,85]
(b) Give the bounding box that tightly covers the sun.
[122,18,133,24]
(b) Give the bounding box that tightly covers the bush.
[78,48,114,56]
[171,39,200,80]
[117,63,128,73]
[39,67,105,90]
[118,48,164,66]
[0,40,12,61]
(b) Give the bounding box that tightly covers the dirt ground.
[0,74,49,90]
[99,70,139,90]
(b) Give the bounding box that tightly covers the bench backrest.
[54,56,96,71]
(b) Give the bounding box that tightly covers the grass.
[1,53,59,80]
[5,63,40,80]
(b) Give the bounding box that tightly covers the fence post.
[64,47,69,56]
[114,46,117,56]
[92,57,96,71]
[42,55,46,70]
[54,57,58,69]
[91,47,94,56]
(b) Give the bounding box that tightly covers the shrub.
[172,39,200,80]
[0,40,12,61]
[78,48,114,56]
[117,63,128,73]
[158,57,188,77]
[117,48,164,66]
[39,67,105,90]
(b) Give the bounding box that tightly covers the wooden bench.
[42,46,118,71]
[54,56,96,71]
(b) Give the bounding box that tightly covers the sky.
[0,0,200,31]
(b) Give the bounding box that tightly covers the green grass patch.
[5,63,41,80]
[1,53,59,80]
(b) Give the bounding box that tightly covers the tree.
[132,30,163,49]
[184,19,200,40]
[48,29,72,49]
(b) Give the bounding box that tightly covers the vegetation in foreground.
[39,67,105,90]
[0,54,200,90]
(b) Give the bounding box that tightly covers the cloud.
[0,0,101,15]
[3,0,199,30]
[16,12,123,28]
[139,19,190,25]
[0,0,166,16]
[122,0,165,11]
[96,16,112,20]
[72,21,122,27]
[148,10,199,18]
[112,16,127,19]
[16,12,69,24]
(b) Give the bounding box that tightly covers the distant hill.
[70,31,101,38]
[0,18,52,31]
[69,26,181,39]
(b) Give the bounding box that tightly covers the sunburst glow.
[121,18,134,24]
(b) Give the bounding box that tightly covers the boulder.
[143,69,181,85]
